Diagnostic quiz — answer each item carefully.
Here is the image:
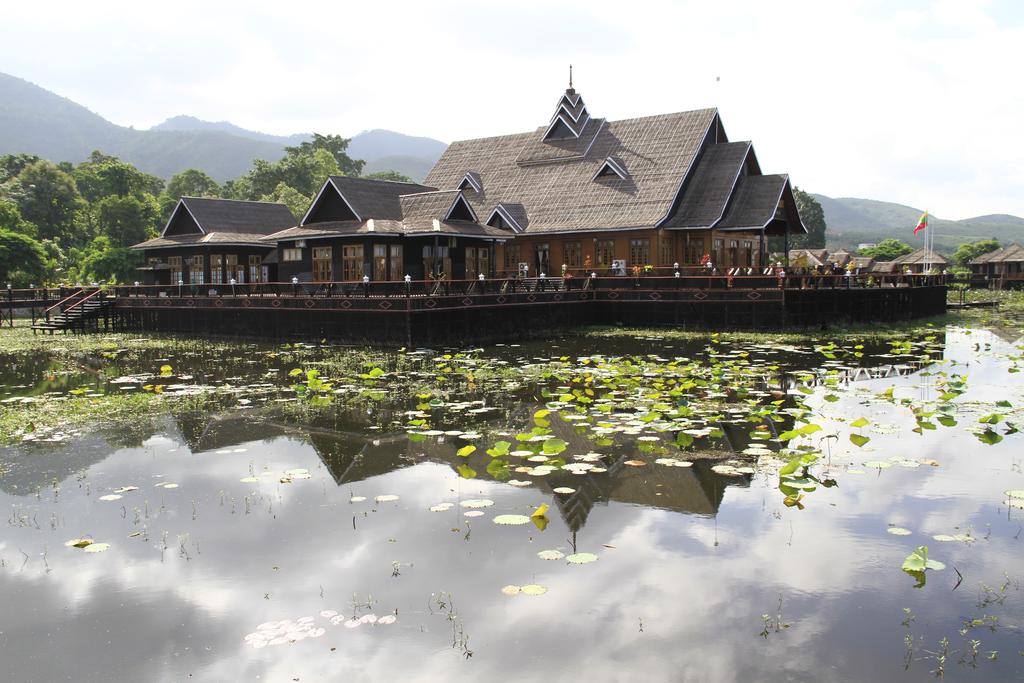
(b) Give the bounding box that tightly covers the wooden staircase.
[31,289,113,333]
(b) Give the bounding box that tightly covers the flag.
[913,211,928,235]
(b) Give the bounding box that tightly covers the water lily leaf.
[65,538,93,548]
[464,510,484,517]
[887,527,912,536]
[83,542,110,553]
[537,549,565,561]
[240,476,259,483]
[493,514,530,525]
[159,364,173,376]
[624,460,647,467]
[864,460,890,468]
[976,428,1003,445]
[375,494,400,502]
[98,494,122,501]
[850,417,870,428]
[849,434,871,448]
[566,552,598,564]
[456,445,476,457]
[429,503,454,512]
[902,546,944,573]
[459,499,494,509]
[1006,490,1024,499]
[501,585,521,596]
[552,487,576,494]
[541,438,567,455]
[675,432,694,448]
[486,441,511,457]
[530,503,549,518]
[520,584,547,596]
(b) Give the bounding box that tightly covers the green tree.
[0,229,47,287]
[285,133,365,177]
[4,160,82,244]
[239,147,341,199]
[73,151,164,203]
[0,199,38,238]
[791,188,826,249]
[96,194,160,247]
[0,153,42,183]
[73,235,142,283]
[860,238,914,261]
[363,170,414,183]
[160,169,220,218]
[259,182,309,221]
[951,239,1000,268]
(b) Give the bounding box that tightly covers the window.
[659,235,674,265]
[249,255,263,283]
[341,245,362,281]
[503,244,521,272]
[595,239,615,268]
[535,243,550,275]
[629,239,651,267]
[728,240,739,269]
[226,255,244,283]
[390,244,403,280]
[189,255,204,285]
[373,244,388,281]
[682,236,703,265]
[742,240,754,268]
[315,246,335,282]
[423,245,451,278]
[713,239,724,268]
[282,248,302,262]
[210,255,223,284]
[169,256,183,285]
[563,241,582,268]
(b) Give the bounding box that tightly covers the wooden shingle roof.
[173,197,296,236]
[971,243,1024,264]
[323,176,435,222]
[424,105,719,235]
[665,142,752,229]
[893,247,947,266]
[716,175,791,230]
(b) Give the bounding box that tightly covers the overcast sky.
[2,0,1021,218]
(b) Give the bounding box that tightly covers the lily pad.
[463,510,484,517]
[552,487,576,494]
[566,552,599,564]
[902,545,945,572]
[500,585,521,596]
[98,494,122,501]
[863,460,891,469]
[83,542,110,553]
[429,503,454,512]
[375,494,400,503]
[459,499,494,508]
[520,584,548,596]
[887,527,912,536]
[537,549,565,560]
[493,514,531,526]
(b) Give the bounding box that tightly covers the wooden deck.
[5,274,949,343]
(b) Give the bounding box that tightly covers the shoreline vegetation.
[1,292,1022,447]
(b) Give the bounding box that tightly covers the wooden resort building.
[969,244,1024,287]
[259,83,808,283]
[891,247,948,274]
[131,197,297,286]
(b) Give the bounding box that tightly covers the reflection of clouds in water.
[3,328,1024,682]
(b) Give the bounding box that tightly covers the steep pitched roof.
[163,197,297,237]
[132,232,277,250]
[716,175,803,233]
[970,247,1005,265]
[304,176,435,224]
[665,142,752,228]
[893,247,947,265]
[974,243,1024,264]
[424,107,719,235]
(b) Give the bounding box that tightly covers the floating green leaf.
[456,444,476,457]
[901,546,945,573]
[849,433,871,448]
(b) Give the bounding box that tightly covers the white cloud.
[0,0,1021,217]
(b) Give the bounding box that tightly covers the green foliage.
[69,236,142,283]
[284,133,364,178]
[0,228,47,286]
[951,239,1000,268]
[363,170,414,183]
[95,194,159,246]
[161,169,220,218]
[0,199,38,238]
[259,181,310,219]
[2,159,82,243]
[73,151,164,203]
[859,238,914,262]
[790,187,826,249]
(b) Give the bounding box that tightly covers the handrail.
[43,288,86,316]
[58,288,104,316]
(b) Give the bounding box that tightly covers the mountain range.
[814,194,1024,253]
[1,71,1021,252]
[0,72,446,182]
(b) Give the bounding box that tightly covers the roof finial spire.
[569,64,573,89]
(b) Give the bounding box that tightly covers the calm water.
[1,329,1022,682]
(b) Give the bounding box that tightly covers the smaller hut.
[892,247,947,274]
[969,243,1024,287]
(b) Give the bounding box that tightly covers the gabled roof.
[893,247,947,265]
[425,106,719,235]
[788,249,827,268]
[717,175,805,234]
[302,176,435,224]
[665,142,753,229]
[486,203,528,233]
[160,197,297,237]
[132,232,278,250]
[971,243,1024,264]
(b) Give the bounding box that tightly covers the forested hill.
[0,72,447,182]
[815,194,1024,252]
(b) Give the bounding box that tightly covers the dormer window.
[592,156,628,181]
[444,193,478,222]
[457,172,482,193]
[485,204,526,233]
